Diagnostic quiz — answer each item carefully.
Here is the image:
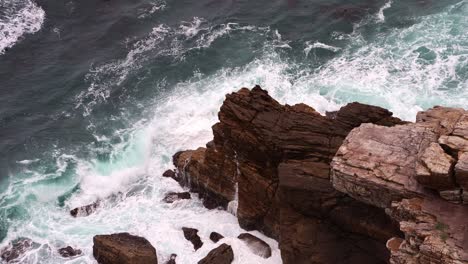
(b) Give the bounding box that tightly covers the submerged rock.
[93,233,157,264]
[70,201,100,217]
[182,227,203,251]
[237,233,271,258]
[162,192,191,203]
[209,232,224,243]
[0,238,35,262]
[58,246,82,258]
[166,253,177,264]
[198,243,233,264]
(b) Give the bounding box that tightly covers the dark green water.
[0,0,467,262]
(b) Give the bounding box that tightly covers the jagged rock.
[209,232,224,243]
[182,227,203,251]
[198,243,233,264]
[0,238,35,262]
[162,192,191,203]
[58,246,82,258]
[331,106,468,263]
[166,253,177,264]
[93,233,157,264]
[237,233,271,258]
[331,123,436,208]
[387,198,468,264]
[70,201,99,217]
[174,86,405,263]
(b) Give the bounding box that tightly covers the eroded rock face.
[198,244,233,264]
[237,233,271,258]
[331,106,468,263]
[173,86,404,263]
[93,233,157,264]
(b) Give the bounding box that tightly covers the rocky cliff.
[174,86,404,263]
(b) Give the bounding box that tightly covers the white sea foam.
[0,0,45,54]
[304,41,342,56]
[138,0,166,19]
[2,1,468,263]
[377,0,393,22]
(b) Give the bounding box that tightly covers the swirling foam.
[0,0,45,54]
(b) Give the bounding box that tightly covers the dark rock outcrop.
[166,253,177,264]
[174,86,404,263]
[209,232,224,243]
[182,227,203,251]
[162,169,178,181]
[70,201,99,217]
[198,243,234,264]
[93,233,157,264]
[58,246,82,258]
[162,192,191,203]
[0,238,35,262]
[237,233,271,258]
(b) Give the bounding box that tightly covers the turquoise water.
[0,0,467,262]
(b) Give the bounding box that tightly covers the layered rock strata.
[173,86,406,263]
[331,106,468,263]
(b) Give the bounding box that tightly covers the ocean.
[0,0,467,262]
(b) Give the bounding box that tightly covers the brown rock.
[162,192,191,203]
[182,227,203,251]
[237,233,271,258]
[331,123,436,208]
[209,232,224,243]
[58,246,82,258]
[198,244,233,264]
[162,170,178,181]
[93,233,157,264]
[173,86,405,263]
[416,142,456,191]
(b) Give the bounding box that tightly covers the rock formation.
[58,246,82,258]
[171,86,468,264]
[162,192,191,203]
[182,227,203,251]
[173,86,405,263]
[93,233,157,264]
[0,238,35,262]
[209,232,224,243]
[237,233,271,258]
[198,243,234,264]
[331,106,468,263]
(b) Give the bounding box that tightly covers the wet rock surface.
[237,233,271,258]
[70,201,100,217]
[162,192,191,203]
[197,243,234,264]
[209,232,224,243]
[165,253,177,264]
[58,246,82,258]
[182,227,203,251]
[0,238,35,262]
[93,233,157,264]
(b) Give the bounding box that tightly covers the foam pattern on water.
[1,1,468,263]
[0,0,45,54]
